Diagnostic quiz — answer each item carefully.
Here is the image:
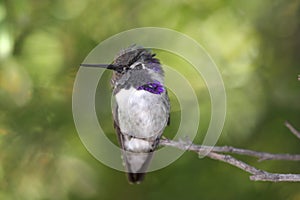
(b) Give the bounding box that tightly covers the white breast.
[115,87,168,139]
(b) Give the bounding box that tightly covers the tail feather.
[123,150,154,184]
[114,120,158,184]
[128,173,146,184]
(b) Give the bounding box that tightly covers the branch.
[160,122,300,182]
[285,121,300,140]
[208,152,300,182]
[160,139,300,161]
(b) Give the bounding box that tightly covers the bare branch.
[250,173,300,182]
[160,139,300,161]
[206,152,262,174]
[159,121,300,182]
[285,121,300,140]
[208,152,300,182]
[160,138,300,182]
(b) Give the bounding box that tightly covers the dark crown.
[112,45,161,73]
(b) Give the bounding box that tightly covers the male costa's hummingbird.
[81,45,170,183]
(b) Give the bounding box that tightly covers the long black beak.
[80,63,112,69]
[80,63,124,72]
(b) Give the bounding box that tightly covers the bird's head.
[81,45,163,75]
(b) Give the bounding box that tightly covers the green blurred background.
[0,0,300,199]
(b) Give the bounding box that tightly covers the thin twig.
[285,121,300,140]
[160,139,300,161]
[159,122,300,182]
[207,152,300,182]
[250,173,300,182]
[160,139,300,182]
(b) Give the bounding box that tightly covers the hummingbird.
[81,45,170,183]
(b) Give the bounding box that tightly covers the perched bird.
[81,45,170,183]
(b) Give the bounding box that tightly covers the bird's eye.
[134,64,142,70]
[129,62,143,70]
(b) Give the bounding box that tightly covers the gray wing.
[164,89,171,126]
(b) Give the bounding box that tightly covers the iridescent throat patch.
[137,81,164,94]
